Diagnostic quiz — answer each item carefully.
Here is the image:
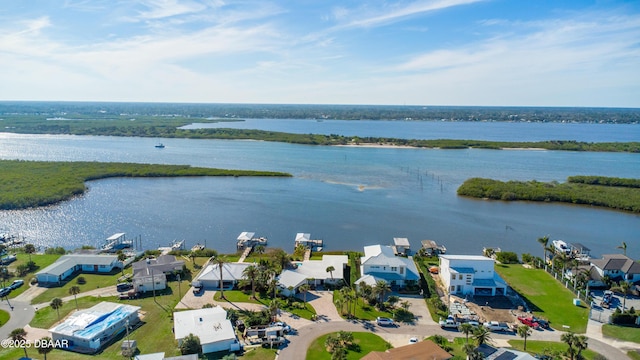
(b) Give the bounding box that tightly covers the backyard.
[495,264,589,333]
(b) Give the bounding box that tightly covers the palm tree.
[537,235,550,265]
[24,243,36,263]
[50,298,63,321]
[335,297,345,316]
[611,281,633,310]
[472,326,492,346]
[37,337,53,360]
[117,251,127,274]
[400,300,411,311]
[214,255,226,299]
[561,332,577,360]
[574,334,588,359]
[357,283,373,306]
[617,241,628,256]
[268,299,280,322]
[299,283,310,304]
[10,328,28,358]
[459,323,474,343]
[242,265,259,299]
[339,287,352,317]
[326,266,335,281]
[69,286,81,310]
[374,280,391,304]
[255,245,266,256]
[463,343,483,360]
[517,325,532,350]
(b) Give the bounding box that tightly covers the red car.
[517,316,540,329]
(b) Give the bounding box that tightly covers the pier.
[236,232,267,251]
[101,233,133,253]
[420,239,446,256]
[294,233,323,251]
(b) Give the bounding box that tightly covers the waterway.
[0,120,638,259]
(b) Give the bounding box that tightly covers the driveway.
[397,294,435,325]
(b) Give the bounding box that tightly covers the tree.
[537,235,550,265]
[242,265,259,300]
[299,283,310,304]
[617,241,628,256]
[50,298,63,321]
[255,245,266,256]
[24,243,36,263]
[326,265,335,281]
[374,280,390,305]
[472,325,492,346]
[179,333,202,355]
[463,343,483,360]
[611,281,633,310]
[268,299,280,322]
[517,325,532,350]
[574,334,589,359]
[117,251,127,274]
[10,328,28,358]
[69,286,81,310]
[214,255,226,299]
[459,323,474,343]
[37,336,53,360]
[561,332,577,360]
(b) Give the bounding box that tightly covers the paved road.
[0,299,35,341]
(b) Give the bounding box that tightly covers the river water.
[0,120,638,259]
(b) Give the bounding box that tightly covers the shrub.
[521,253,534,264]
[77,276,86,285]
[496,251,519,264]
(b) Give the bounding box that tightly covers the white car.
[483,321,512,332]
[408,337,418,344]
[376,317,395,326]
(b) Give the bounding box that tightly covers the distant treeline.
[0,160,290,210]
[457,176,640,213]
[2,101,639,123]
[0,116,638,152]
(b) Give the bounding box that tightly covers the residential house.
[356,245,420,289]
[361,339,452,360]
[50,302,140,353]
[173,307,241,354]
[36,254,121,285]
[439,255,507,296]
[477,344,537,360]
[132,255,185,293]
[277,255,348,296]
[194,262,251,290]
[590,254,640,285]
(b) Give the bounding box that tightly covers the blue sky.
[1,0,639,107]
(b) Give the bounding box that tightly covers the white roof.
[354,274,380,287]
[173,307,236,346]
[36,254,118,277]
[237,232,255,241]
[292,255,348,280]
[107,233,126,241]
[393,237,410,247]
[134,353,165,360]
[440,255,492,261]
[295,233,311,242]
[278,270,309,289]
[361,245,406,267]
[196,262,251,282]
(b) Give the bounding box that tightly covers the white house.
[194,262,251,290]
[590,254,640,283]
[356,245,420,289]
[439,255,507,296]
[50,302,140,353]
[36,254,121,285]
[277,255,348,296]
[173,307,241,354]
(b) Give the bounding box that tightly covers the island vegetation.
[457,176,640,213]
[0,160,290,210]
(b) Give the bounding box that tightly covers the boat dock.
[101,233,133,253]
[294,233,323,251]
[236,232,267,251]
[420,239,446,256]
[158,240,185,255]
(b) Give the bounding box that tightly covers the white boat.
[552,240,571,255]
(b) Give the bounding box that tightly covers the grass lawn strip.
[495,264,589,333]
[509,340,602,359]
[602,324,640,343]
[306,332,391,360]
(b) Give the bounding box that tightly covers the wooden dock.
[294,233,323,251]
[238,246,253,263]
[236,231,267,251]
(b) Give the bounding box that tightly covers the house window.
[458,274,463,280]
[391,267,398,272]
[466,275,472,280]
[451,275,455,281]
[450,286,455,292]
[399,267,404,275]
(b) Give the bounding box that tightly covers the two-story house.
[439,255,507,296]
[590,254,640,284]
[355,245,419,289]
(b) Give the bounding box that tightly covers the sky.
[1,0,639,107]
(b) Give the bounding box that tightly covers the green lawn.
[306,332,391,360]
[31,271,125,305]
[495,264,589,333]
[333,289,393,321]
[0,309,9,327]
[602,324,640,343]
[214,290,317,320]
[508,340,602,359]
[5,252,62,298]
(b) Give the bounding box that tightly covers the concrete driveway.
[397,294,435,325]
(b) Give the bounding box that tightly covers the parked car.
[439,316,459,329]
[116,283,132,292]
[192,281,203,295]
[376,317,395,327]
[9,279,24,290]
[270,322,291,333]
[517,316,540,329]
[483,321,512,332]
[0,287,11,297]
[532,317,550,329]
[408,337,419,344]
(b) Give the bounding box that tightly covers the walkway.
[238,246,253,263]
